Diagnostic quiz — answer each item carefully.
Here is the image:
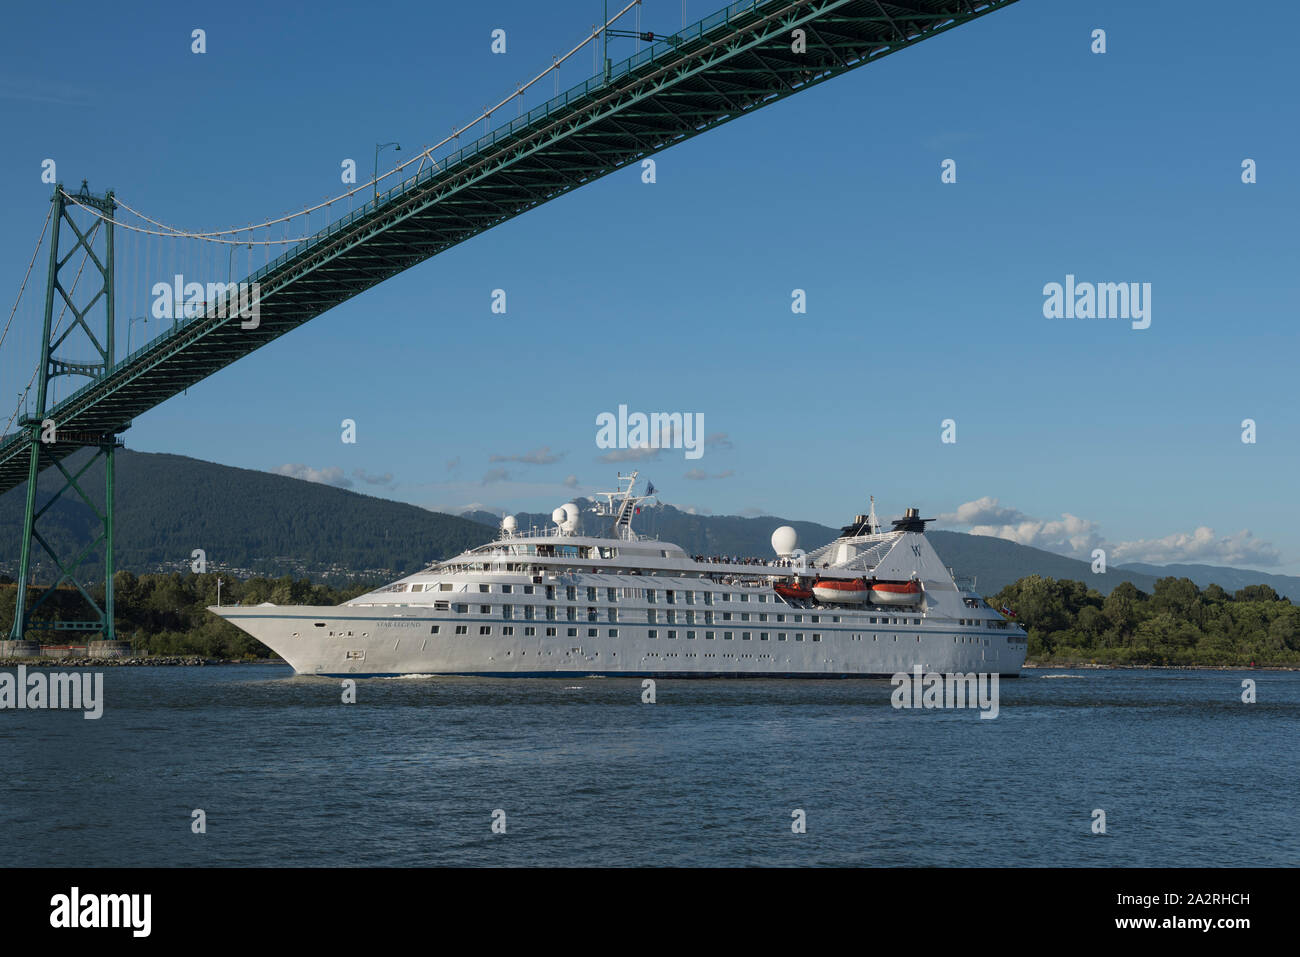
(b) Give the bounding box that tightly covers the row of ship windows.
[426,626,826,641]
[432,603,922,626]
[384,582,829,606]
[307,625,1004,646]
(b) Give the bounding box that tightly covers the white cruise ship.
[210,473,1028,678]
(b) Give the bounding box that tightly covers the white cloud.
[271,463,351,488]
[490,446,565,465]
[1109,527,1281,567]
[939,496,1282,568]
[353,468,394,486]
[598,446,662,463]
[563,474,580,488]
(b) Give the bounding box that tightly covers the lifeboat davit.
[773,582,813,601]
[871,580,922,605]
[811,579,871,603]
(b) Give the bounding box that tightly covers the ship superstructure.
[211,473,1028,677]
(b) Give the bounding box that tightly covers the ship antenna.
[868,495,879,534]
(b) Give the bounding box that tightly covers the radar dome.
[551,507,568,526]
[560,503,580,531]
[771,526,798,557]
[501,515,517,533]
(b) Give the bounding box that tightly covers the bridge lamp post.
[127,316,148,354]
[374,142,401,205]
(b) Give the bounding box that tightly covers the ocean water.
[1,666,1295,867]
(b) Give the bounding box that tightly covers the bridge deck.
[0,0,1017,496]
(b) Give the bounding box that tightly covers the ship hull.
[211,605,1027,678]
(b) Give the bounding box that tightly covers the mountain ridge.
[2,449,1291,597]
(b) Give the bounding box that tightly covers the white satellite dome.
[560,503,580,531]
[501,515,517,533]
[771,525,798,557]
[551,507,568,526]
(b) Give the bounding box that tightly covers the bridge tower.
[8,181,126,643]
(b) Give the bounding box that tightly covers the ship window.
[666,590,675,604]
[795,634,803,642]
[741,613,750,622]
[523,585,534,595]
[454,604,468,613]
[588,628,597,637]
[724,632,733,640]
[567,628,577,637]
[480,605,490,614]
[649,629,657,638]
[314,622,326,627]
[668,630,677,639]
[455,625,467,635]
[812,634,821,642]
[660,550,669,558]
[793,615,802,623]
[607,588,617,602]
[723,612,732,621]
[430,625,440,634]
[440,583,453,591]
[759,614,768,622]
[607,609,617,622]
[525,627,535,636]
[832,616,841,622]
[778,633,787,641]
[434,601,449,611]
[776,614,785,623]
[502,605,513,619]
[501,584,512,594]
[479,584,490,593]
[742,632,751,640]
[646,590,656,603]
[760,632,769,640]
[703,592,713,605]
[739,594,748,603]
[566,586,576,600]
[502,626,513,636]
[608,629,618,638]
[545,627,556,636]
[587,587,597,601]
[687,631,696,640]
[705,631,714,640]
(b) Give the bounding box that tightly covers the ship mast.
[591,471,657,541]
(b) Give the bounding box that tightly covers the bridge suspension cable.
[57,1,645,244]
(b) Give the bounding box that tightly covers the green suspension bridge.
[0,0,1018,641]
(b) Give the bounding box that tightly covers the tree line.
[991,575,1299,666]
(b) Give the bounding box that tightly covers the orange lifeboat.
[871,580,922,605]
[773,582,813,601]
[811,579,871,603]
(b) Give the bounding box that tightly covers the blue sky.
[1,0,1296,573]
